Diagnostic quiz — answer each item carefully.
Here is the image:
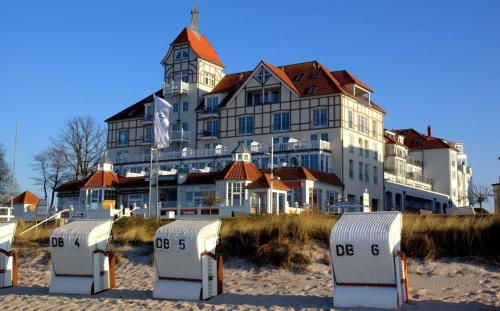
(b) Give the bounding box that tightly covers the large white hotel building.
[56,7,472,215]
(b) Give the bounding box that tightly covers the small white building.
[6,191,41,220]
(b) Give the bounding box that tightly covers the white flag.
[154,95,172,149]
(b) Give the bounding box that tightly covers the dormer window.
[144,104,153,121]
[254,68,272,84]
[311,70,319,79]
[306,85,317,94]
[293,73,304,81]
[175,49,189,60]
[203,72,216,87]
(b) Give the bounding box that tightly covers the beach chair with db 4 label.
[330,212,409,309]
[0,222,17,288]
[153,219,223,300]
[49,219,115,295]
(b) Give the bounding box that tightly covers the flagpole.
[148,94,155,217]
[156,147,160,220]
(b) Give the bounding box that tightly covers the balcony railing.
[163,80,189,95]
[170,130,190,143]
[249,140,331,153]
[200,108,219,119]
[201,130,219,139]
[384,166,433,190]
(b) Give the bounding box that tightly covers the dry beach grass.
[13,213,500,267]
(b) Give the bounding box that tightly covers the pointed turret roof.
[170,27,224,67]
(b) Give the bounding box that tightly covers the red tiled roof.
[282,180,303,189]
[83,171,120,188]
[392,128,457,151]
[215,161,261,181]
[266,167,343,187]
[183,172,218,185]
[105,89,163,122]
[10,191,40,205]
[171,28,224,67]
[384,134,407,147]
[331,70,373,93]
[263,61,300,95]
[55,179,85,192]
[245,173,291,191]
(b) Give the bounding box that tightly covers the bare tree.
[54,116,106,179]
[202,192,220,216]
[32,151,50,204]
[469,184,493,213]
[32,146,71,210]
[0,144,16,204]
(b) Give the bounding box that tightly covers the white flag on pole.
[154,95,172,149]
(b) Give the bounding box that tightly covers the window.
[365,140,369,158]
[264,89,280,103]
[359,162,363,181]
[348,110,353,129]
[206,120,220,136]
[310,134,318,142]
[293,188,303,205]
[182,122,188,131]
[203,72,216,87]
[206,97,219,112]
[273,112,290,132]
[312,108,328,127]
[227,182,244,206]
[246,91,262,106]
[306,85,317,94]
[349,134,354,154]
[116,150,129,163]
[358,115,368,134]
[238,116,254,135]
[173,70,189,83]
[118,129,129,146]
[172,123,180,131]
[175,49,188,60]
[365,163,369,183]
[173,102,179,113]
[359,138,363,156]
[144,127,152,143]
[373,142,378,160]
[254,68,272,84]
[145,104,153,122]
[372,120,378,137]
[349,159,354,179]
[373,166,378,184]
[301,154,319,170]
[321,133,329,141]
[182,101,189,112]
[294,73,304,81]
[311,70,319,79]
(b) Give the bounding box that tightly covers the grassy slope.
[13,214,500,268]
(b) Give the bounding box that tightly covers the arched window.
[290,157,298,167]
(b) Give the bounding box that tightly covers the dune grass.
[12,213,500,267]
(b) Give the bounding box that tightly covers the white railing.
[250,140,331,153]
[164,80,189,94]
[170,130,191,142]
[0,206,14,221]
[19,209,69,236]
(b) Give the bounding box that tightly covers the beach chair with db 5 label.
[49,219,115,295]
[153,219,223,300]
[0,222,17,288]
[330,212,409,309]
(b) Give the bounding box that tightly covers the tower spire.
[191,0,199,33]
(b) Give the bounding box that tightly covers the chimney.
[427,125,432,137]
[190,2,199,33]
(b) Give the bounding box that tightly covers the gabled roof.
[199,60,384,113]
[170,27,224,67]
[245,173,291,191]
[105,89,163,122]
[331,70,373,93]
[392,128,457,151]
[232,142,251,154]
[9,191,40,205]
[83,171,120,188]
[266,167,343,187]
[215,161,261,181]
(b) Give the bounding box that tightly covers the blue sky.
[1,1,499,210]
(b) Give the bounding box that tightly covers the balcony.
[200,108,219,119]
[249,140,331,153]
[170,130,190,143]
[384,166,433,191]
[163,80,189,95]
[200,130,219,140]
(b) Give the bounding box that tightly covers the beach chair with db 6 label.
[49,219,115,295]
[153,219,223,300]
[330,212,409,309]
[0,222,17,288]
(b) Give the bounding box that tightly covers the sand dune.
[0,247,498,310]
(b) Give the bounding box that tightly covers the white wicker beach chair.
[0,222,17,288]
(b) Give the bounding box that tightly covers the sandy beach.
[0,247,498,310]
